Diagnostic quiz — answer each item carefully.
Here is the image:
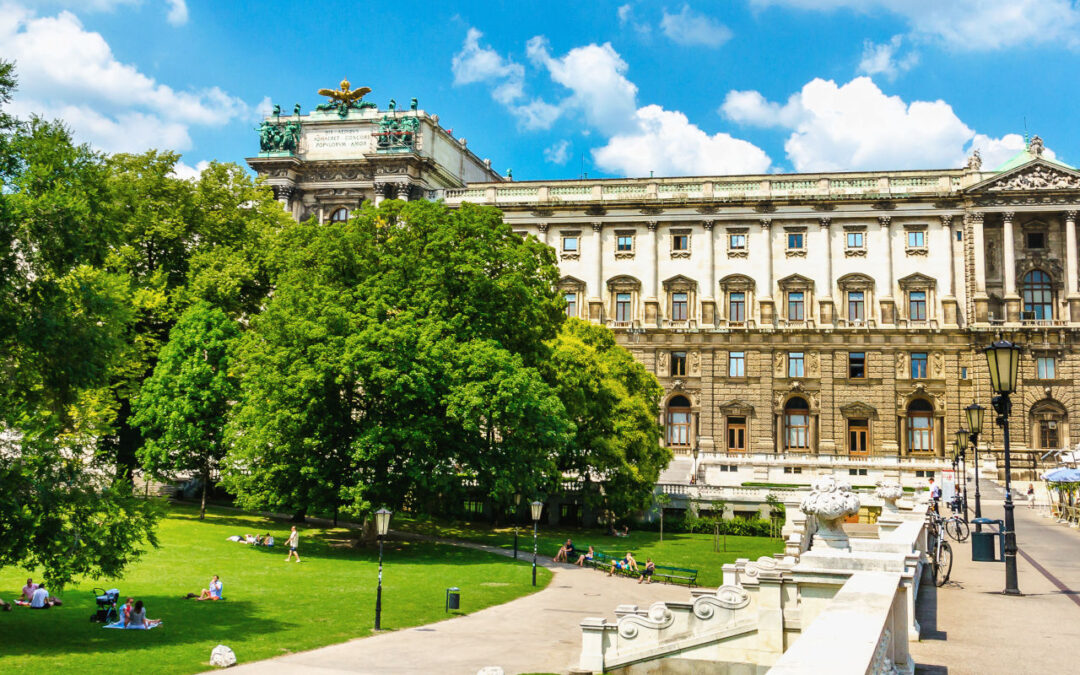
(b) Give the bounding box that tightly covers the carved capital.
[967,212,985,226]
[272,184,294,201]
[537,222,549,233]
[647,220,658,231]
[373,182,390,197]
[878,216,892,228]
[591,221,603,232]
[1003,211,1015,224]
[939,215,954,228]
[1066,210,1078,224]
[819,216,832,228]
[759,218,772,229]
[702,219,714,230]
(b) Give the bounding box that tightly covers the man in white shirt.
[30,586,52,609]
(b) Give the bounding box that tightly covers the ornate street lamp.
[374,507,392,630]
[513,493,522,560]
[966,402,986,521]
[954,428,969,523]
[530,500,544,587]
[983,338,1023,595]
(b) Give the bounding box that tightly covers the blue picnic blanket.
[104,620,161,630]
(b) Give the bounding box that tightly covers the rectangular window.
[671,292,688,321]
[782,466,803,475]
[909,291,927,321]
[788,352,805,378]
[562,235,578,252]
[961,366,968,379]
[667,410,690,447]
[848,291,865,322]
[729,233,746,250]
[847,467,868,476]
[848,352,866,379]
[956,230,963,241]
[787,232,804,250]
[788,291,805,320]
[616,234,633,251]
[916,470,935,479]
[907,231,925,248]
[1040,420,1060,449]
[849,419,869,454]
[615,293,632,323]
[911,352,928,379]
[908,415,932,452]
[846,231,864,249]
[564,292,577,317]
[1027,232,1046,249]
[729,292,746,323]
[671,351,687,377]
[1037,356,1056,379]
[786,412,809,450]
[672,234,689,251]
[727,416,746,452]
[729,351,745,377]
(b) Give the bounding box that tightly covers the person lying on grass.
[608,552,638,576]
[638,558,655,584]
[125,600,162,629]
[575,546,595,567]
[553,538,575,563]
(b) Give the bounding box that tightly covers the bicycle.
[943,495,970,543]
[927,512,953,587]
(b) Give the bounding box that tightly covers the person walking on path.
[285,526,301,563]
[1027,483,1036,508]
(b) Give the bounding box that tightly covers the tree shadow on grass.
[0,594,290,659]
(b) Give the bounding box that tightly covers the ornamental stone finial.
[800,475,860,551]
[874,480,904,514]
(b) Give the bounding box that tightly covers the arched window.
[666,395,692,448]
[329,208,349,222]
[784,397,810,451]
[1022,270,1053,320]
[906,399,934,453]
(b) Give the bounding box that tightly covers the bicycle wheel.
[934,541,952,586]
[954,519,970,542]
[944,518,968,542]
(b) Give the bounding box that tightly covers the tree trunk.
[660,511,664,541]
[199,467,209,520]
[291,507,307,523]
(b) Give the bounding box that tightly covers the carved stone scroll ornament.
[693,586,751,620]
[617,602,674,639]
[800,475,860,550]
[741,555,779,580]
[875,481,904,514]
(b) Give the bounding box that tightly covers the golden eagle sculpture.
[318,79,371,106]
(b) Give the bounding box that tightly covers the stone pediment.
[897,272,937,290]
[839,402,877,419]
[967,159,1080,193]
[718,399,755,416]
[559,275,587,291]
[777,273,814,290]
[662,274,698,291]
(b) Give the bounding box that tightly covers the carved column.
[819,217,834,325]
[941,215,959,326]
[969,212,989,323]
[702,220,716,326]
[590,222,604,322]
[536,222,548,246]
[759,218,775,325]
[1066,210,1079,321]
[879,216,896,324]
[373,182,390,207]
[1002,211,1019,322]
[644,221,659,327]
[395,182,412,202]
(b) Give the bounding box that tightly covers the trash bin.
[971,518,1003,562]
[446,587,460,612]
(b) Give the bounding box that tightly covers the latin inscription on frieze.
[301,126,375,160]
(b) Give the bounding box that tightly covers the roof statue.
[316,78,376,117]
[1029,134,1045,156]
[966,149,982,171]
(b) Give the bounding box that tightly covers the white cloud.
[171,159,210,180]
[1,4,248,154]
[751,0,1080,50]
[721,76,1039,172]
[165,0,187,26]
[969,133,1057,170]
[594,105,771,176]
[660,4,732,47]
[544,139,571,165]
[857,35,918,80]
[617,3,652,38]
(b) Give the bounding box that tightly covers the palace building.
[249,88,1080,484]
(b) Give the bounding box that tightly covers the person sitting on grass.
[0,598,10,611]
[638,558,656,584]
[125,600,162,629]
[122,597,135,623]
[196,575,223,601]
[575,545,595,567]
[553,538,575,563]
[623,552,638,572]
[21,578,37,602]
[30,585,61,609]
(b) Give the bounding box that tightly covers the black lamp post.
[513,493,522,560]
[966,402,986,522]
[984,338,1022,596]
[530,500,543,587]
[373,507,392,630]
[954,428,969,523]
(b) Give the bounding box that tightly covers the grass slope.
[394,517,784,587]
[0,504,551,674]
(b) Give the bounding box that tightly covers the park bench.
[651,565,698,587]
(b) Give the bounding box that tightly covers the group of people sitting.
[0,578,63,611]
[119,597,162,629]
[227,533,274,546]
[552,540,657,584]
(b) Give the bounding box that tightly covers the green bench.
[650,565,698,587]
[582,551,698,587]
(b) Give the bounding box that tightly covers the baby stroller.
[91,588,119,623]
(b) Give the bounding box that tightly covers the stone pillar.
[941,215,959,326]
[537,222,548,246]
[819,217,834,325]
[373,182,389,207]
[970,212,989,323]
[759,218,775,325]
[1066,210,1079,321]
[644,221,659,327]
[590,222,604,321]
[395,183,411,202]
[1002,211,1019,322]
[879,216,896,324]
[702,220,716,326]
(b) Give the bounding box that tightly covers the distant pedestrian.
[1027,483,1036,508]
[285,526,301,563]
[929,478,941,514]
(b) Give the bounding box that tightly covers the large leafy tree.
[543,318,669,518]
[0,61,159,587]
[223,200,571,524]
[133,302,241,519]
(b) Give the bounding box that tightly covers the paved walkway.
[911,473,1080,674]
[226,538,682,675]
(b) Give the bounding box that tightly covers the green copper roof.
[993,147,1075,173]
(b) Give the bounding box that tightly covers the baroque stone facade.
[248,109,1080,468]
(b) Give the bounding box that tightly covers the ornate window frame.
[898,272,937,324]
[1021,218,1049,252]
[560,229,581,261]
[663,274,698,326]
[904,223,929,256]
[558,275,586,319]
[1031,398,1067,450]
[778,273,814,325]
[606,275,642,326]
[839,402,877,455]
[726,227,749,258]
[837,272,875,326]
[670,228,692,259]
[784,226,807,258]
[718,399,754,454]
[843,224,867,257]
[718,274,755,325]
[614,229,636,260]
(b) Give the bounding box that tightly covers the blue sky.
[4,0,1079,180]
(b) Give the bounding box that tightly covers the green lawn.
[0,503,551,674]
[394,517,784,587]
